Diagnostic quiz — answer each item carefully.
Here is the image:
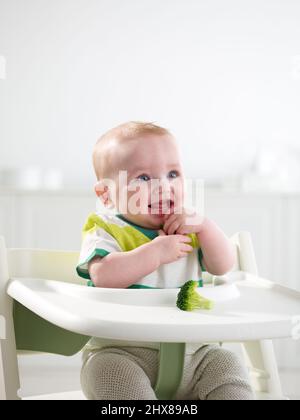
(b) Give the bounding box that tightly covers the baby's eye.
[137,174,151,182]
[168,170,180,179]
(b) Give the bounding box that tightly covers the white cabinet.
[13,193,95,250]
[0,195,15,248]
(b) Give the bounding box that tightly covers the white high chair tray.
[7,271,300,343]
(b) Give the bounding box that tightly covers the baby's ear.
[94,180,110,206]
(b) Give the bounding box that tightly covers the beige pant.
[80,344,255,400]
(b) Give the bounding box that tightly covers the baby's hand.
[153,230,193,265]
[163,208,204,235]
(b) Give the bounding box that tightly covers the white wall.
[0,0,300,188]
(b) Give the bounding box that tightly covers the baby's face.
[104,134,185,229]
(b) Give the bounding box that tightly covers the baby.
[76,121,254,400]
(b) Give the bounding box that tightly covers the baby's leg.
[80,346,159,400]
[193,345,255,400]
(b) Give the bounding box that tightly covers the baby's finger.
[163,213,171,221]
[176,225,193,235]
[180,244,194,253]
[163,213,177,232]
[167,220,181,235]
[177,234,192,243]
[158,229,166,236]
[178,251,190,258]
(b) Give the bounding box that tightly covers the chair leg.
[154,343,186,400]
[0,303,20,400]
[0,237,20,400]
[0,339,6,399]
[242,340,283,398]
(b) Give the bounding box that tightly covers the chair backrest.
[230,231,258,275]
[1,231,258,357]
[0,237,89,357]
[7,248,84,285]
[202,231,258,284]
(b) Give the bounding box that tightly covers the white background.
[0,0,300,187]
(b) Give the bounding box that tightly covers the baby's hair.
[93,121,172,180]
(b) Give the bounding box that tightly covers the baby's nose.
[153,179,173,198]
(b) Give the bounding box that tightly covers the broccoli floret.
[176,280,214,311]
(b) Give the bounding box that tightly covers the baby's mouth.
[148,199,174,215]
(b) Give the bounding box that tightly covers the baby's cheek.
[173,180,184,200]
[173,194,184,212]
[121,186,149,213]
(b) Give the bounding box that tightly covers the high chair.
[0,232,299,400]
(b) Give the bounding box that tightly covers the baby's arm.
[197,218,235,276]
[162,211,235,276]
[88,232,193,288]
